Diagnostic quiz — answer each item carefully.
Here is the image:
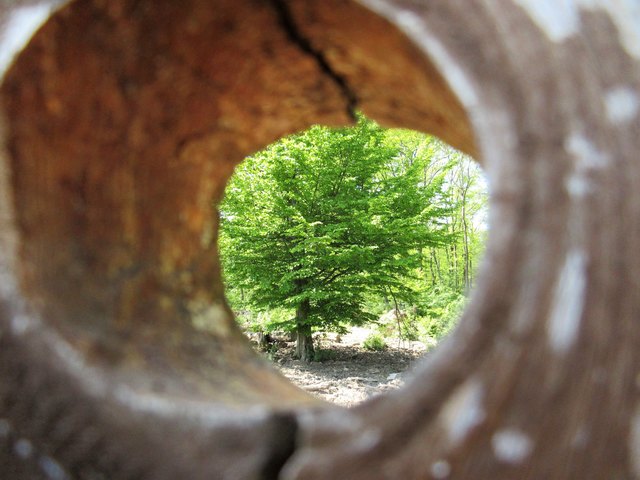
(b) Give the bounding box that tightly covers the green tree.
[219,117,452,361]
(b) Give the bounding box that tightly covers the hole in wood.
[218,119,488,407]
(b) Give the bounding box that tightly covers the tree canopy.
[219,116,468,361]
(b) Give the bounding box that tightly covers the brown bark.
[0,0,638,479]
[295,300,315,362]
[295,328,315,363]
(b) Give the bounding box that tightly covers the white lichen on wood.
[604,86,640,124]
[514,0,640,59]
[440,378,486,446]
[38,455,69,480]
[189,300,232,336]
[571,425,589,449]
[9,312,35,335]
[513,0,579,42]
[631,408,640,477]
[564,132,609,198]
[578,0,640,60]
[547,249,587,353]
[430,459,451,479]
[351,428,382,453]
[13,438,33,459]
[491,428,534,464]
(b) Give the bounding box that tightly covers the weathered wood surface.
[0,0,638,478]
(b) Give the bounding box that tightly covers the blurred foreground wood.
[0,0,638,478]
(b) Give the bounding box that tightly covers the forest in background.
[218,116,487,361]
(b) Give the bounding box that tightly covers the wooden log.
[0,0,637,478]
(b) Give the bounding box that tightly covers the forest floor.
[261,328,430,407]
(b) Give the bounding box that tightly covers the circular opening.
[218,117,488,407]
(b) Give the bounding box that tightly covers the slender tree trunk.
[449,243,458,290]
[430,247,441,286]
[294,300,314,362]
[386,286,403,343]
[461,186,471,293]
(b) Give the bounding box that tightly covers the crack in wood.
[269,0,359,121]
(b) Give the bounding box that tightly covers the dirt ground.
[261,328,430,407]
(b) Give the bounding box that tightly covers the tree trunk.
[0,1,638,479]
[257,331,273,351]
[294,301,314,362]
[430,247,442,285]
[460,180,471,293]
[295,327,314,363]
